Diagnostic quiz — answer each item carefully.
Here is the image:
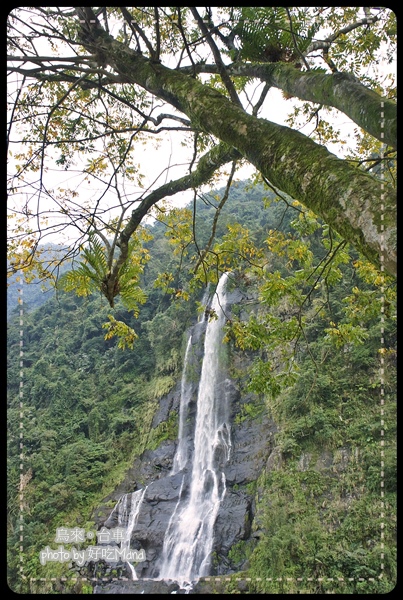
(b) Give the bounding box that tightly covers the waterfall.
[171,335,193,475]
[109,488,147,580]
[171,283,211,476]
[159,272,232,585]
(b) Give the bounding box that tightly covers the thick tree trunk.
[88,27,396,276]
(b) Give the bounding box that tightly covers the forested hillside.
[7,182,282,588]
[7,180,396,593]
[8,7,396,594]
[7,246,69,318]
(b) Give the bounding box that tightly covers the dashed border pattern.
[15,15,390,593]
[379,103,386,576]
[18,283,25,578]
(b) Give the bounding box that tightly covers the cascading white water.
[171,335,193,475]
[171,284,211,476]
[109,488,147,580]
[159,273,232,585]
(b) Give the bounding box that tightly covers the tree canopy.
[7,7,396,307]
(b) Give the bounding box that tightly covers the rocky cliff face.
[89,280,277,591]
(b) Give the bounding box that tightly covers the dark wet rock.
[94,578,182,594]
[225,410,277,485]
[92,393,276,582]
[90,280,277,589]
[214,490,252,555]
[91,440,178,529]
[152,381,181,428]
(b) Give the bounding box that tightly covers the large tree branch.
[101,142,241,306]
[7,54,95,63]
[236,62,396,149]
[179,61,396,149]
[10,54,395,148]
[77,32,395,276]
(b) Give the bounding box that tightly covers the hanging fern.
[232,7,319,63]
[82,233,108,280]
[58,233,109,296]
[57,231,150,349]
[56,268,95,297]
[58,232,149,313]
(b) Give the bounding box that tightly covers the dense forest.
[7,180,396,593]
[7,7,396,594]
